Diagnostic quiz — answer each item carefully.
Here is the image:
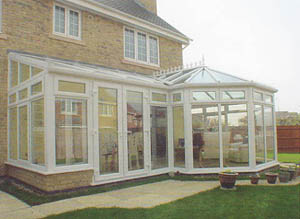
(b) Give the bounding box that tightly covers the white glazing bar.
[44,72,55,171]
[248,88,256,169]
[218,102,224,169]
[184,89,193,170]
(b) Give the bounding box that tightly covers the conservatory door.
[96,83,123,177]
[124,87,149,175]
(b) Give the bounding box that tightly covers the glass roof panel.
[187,69,216,83]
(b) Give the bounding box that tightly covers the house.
[0,0,278,192]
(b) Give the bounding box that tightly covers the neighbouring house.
[0,0,278,192]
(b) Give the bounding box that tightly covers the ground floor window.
[19,105,28,161]
[173,106,185,168]
[55,98,88,166]
[9,107,18,160]
[265,106,275,162]
[151,106,168,170]
[254,105,265,164]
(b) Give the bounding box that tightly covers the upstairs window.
[124,28,159,66]
[54,4,81,39]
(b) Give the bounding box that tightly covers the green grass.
[45,185,300,219]
[278,153,300,164]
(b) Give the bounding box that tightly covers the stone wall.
[7,164,94,192]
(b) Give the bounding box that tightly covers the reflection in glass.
[98,88,119,175]
[19,106,28,160]
[265,106,275,162]
[151,106,168,169]
[173,106,185,167]
[222,104,249,167]
[31,99,45,166]
[55,98,88,165]
[255,105,265,165]
[192,105,219,168]
[222,91,245,100]
[192,91,216,101]
[127,91,144,171]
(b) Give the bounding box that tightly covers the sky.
[157,0,300,112]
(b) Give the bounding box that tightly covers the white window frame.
[220,88,247,102]
[150,90,168,104]
[60,99,78,115]
[171,90,184,104]
[124,27,160,67]
[53,3,81,40]
[190,88,219,103]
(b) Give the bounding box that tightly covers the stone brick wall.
[0,0,183,177]
[7,164,94,192]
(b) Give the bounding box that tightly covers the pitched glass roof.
[155,66,248,85]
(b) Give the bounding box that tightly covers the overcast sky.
[158,0,300,112]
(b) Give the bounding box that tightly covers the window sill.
[0,33,8,40]
[49,34,86,46]
[122,59,160,71]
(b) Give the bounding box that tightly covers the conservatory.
[7,51,278,189]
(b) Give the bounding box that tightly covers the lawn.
[278,153,300,163]
[46,185,300,219]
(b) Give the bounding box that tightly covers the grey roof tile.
[93,0,185,36]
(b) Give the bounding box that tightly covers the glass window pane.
[55,5,65,34]
[31,99,45,166]
[151,106,168,169]
[265,106,275,162]
[192,105,220,168]
[173,93,181,102]
[222,91,245,100]
[10,61,18,87]
[18,88,28,100]
[55,98,88,165]
[98,88,119,175]
[58,81,85,93]
[152,92,167,102]
[149,36,158,64]
[265,95,273,104]
[137,32,147,62]
[19,105,28,160]
[9,93,16,104]
[222,104,249,167]
[173,106,185,168]
[254,92,263,101]
[254,105,265,165]
[20,63,30,83]
[31,66,43,77]
[125,29,135,59]
[9,107,18,160]
[127,91,144,171]
[69,10,79,37]
[193,91,216,101]
[31,81,42,96]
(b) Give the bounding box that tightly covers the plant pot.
[296,165,300,177]
[279,171,290,183]
[250,176,260,184]
[219,172,239,189]
[288,169,296,180]
[265,173,278,184]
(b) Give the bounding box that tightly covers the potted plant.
[249,173,260,184]
[296,164,300,177]
[265,172,278,184]
[279,171,290,183]
[219,170,239,189]
[288,165,296,180]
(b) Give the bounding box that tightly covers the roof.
[93,0,185,36]
[155,66,249,85]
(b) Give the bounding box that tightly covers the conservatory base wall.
[6,164,94,192]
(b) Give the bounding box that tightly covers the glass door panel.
[127,91,144,171]
[98,87,119,175]
[151,106,168,170]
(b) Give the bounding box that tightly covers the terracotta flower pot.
[279,171,290,183]
[219,172,239,189]
[265,173,278,184]
[250,176,260,184]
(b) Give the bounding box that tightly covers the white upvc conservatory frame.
[6,52,279,186]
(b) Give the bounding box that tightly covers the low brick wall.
[6,164,94,192]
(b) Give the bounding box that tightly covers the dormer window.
[53,4,81,40]
[124,27,159,66]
